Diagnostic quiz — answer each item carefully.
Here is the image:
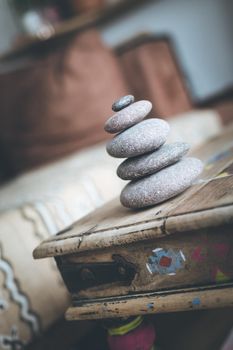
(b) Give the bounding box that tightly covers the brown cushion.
[0,30,128,176]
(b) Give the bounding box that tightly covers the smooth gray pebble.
[112,95,135,112]
[117,142,190,180]
[105,100,152,134]
[106,118,170,158]
[120,157,203,208]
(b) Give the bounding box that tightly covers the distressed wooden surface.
[33,125,233,319]
[66,285,233,320]
[33,125,233,259]
[60,225,232,300]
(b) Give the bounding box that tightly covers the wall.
[0,0,20,54]
[0,0,232,101]
[101,0,233,101]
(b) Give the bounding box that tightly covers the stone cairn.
[105,95,203,209]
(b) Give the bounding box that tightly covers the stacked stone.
[105,95,203,209]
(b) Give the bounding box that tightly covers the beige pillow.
[0,143,123,348]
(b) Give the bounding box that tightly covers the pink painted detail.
[213,243,230,258]
[191,247,205,262]
[212,267,218,281]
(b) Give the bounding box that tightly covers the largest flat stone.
[120,157,203,208]
[106,119,170,158]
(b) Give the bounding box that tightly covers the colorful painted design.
[213,268,231,283]
[213,243,230,258]
[206,149,231,165]
[205,149,233,179]
[146,248,186,275]
[147,303,154,310]
[192,297,201,307]
[214,172,230,179]
[215,162,233,179]
[192,242,231,263]
[191,246,205,262]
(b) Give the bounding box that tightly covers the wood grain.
[33,125,233,259]
[66,286,233,320]
[33,125,233,319]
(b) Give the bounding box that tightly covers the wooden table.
[34,125,233,320]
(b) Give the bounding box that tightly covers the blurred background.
[0,1,233,350]
[1,0,233,100]
[0,0,232,179]
[0,0,233,178]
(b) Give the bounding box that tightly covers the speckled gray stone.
[117,142,190,180]
[112,95,135,112]
[120,157,203,208]
[106,119,170,158]
[105,100,152,134]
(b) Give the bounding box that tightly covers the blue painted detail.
[192,297,201,306]
[146,248,185,275]
[206,149,231,165]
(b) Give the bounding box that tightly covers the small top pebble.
[112,95,135,112]
[105,100,152,134]
[117,142,190,180]
[106,118,170,158]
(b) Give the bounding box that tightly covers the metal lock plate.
[56,254,137,293]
